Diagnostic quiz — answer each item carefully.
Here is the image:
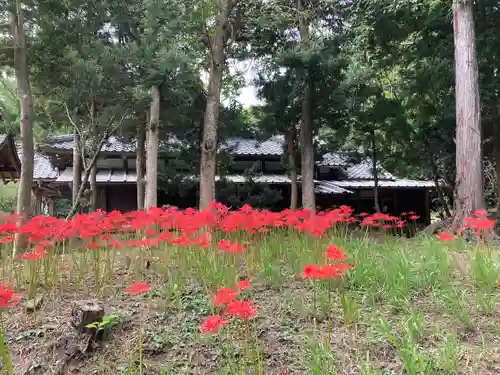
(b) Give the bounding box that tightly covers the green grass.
[3,226,500,374]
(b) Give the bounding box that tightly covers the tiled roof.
[55,167,137,183]
[319,153,348,166]
[345,159,394,180]
[222,174,290,184]
[332,179,435,189]
[16,147,59,180]
[315,181,353,195]
[28,134,434,188]
[184,174,291,184]
[34,153,59,180]
[44,134,286,156]
[44,135,137,153]
[221,136,284,156]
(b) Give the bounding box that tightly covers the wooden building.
[1,133,436,224]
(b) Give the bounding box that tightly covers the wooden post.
[424,189,431,225]
[48,199,55,216]
[34,187,42,216]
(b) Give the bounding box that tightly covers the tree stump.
[70,300,104,334]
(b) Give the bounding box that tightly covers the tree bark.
[66,134,110,218]
[286,126,298,210]
[11,0,34,255]
[494,118,500,216]
[452,0,484,223]
[371,129,381,212]
[89,99,97,212]
[136,116,146,211]
[72,131,82,207]
[145,85,160,209]
[199,0,233,211]
[298,0,315,214]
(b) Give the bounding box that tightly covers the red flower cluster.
[0,202,435,253]
[0,283,19,308]
[217,239,245,253]
[123,282,151,295]
[303,245,352,280]
[438,232,454,242]
[200,281,255,334]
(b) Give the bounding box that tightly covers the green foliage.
[86,313,123,333]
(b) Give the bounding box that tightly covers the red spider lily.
[472,209,488,217]
[325,245,346,261]
[199,315,228,334]
[0,236,13,244]
[303,263,352,280]
[0,284,19,308]
[438,232,454,241]
[123,282,151,295]
[463,216,495,233]
[382,224,393,230]
[408,215,419,220]
[34,246,48,256]
[225,300,256,320]
[236,280,250,291]
[217,239,245,253]
[213,288,238,307]
[395,221,405,228]
[20,252,42,261]
[303,264,322,279]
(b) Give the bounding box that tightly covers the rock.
[70,300,104,334]
[24,361,43,375]
[25,294,44,312]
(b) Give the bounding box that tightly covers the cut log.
[70,300,104,334]
[25,294,44,312]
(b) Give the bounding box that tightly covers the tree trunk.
[136,117,146,211]
[494,117,500,216]
[145,85,160,209]
[66,134,110,218]
[371,129,381,212]
[72,131,82,207]
[89,99,97,212]
[199,0,233,211]
[452,0,484,223]
[298,0,315,214]
[286,126,298,210]
[11,0,34,255]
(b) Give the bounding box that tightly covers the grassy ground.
[1,211,500,375]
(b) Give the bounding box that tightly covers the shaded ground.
[4,236,500,375]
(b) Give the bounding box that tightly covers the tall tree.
[9,0,34,254]
[452,0,484,222]
[199,0,235,210]
[136,118,146,210]
[297,0,315,214]
[145,85,160,208]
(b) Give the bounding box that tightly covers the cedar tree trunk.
[145,85,160,209]
[286,126,298,210]
[452,0,485,223]
[72,131,82,206]
[298,0,315,214]
[136,117,146,210]
[11,0,34,255]
[371,129,381,212]
[89,99,97,211]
